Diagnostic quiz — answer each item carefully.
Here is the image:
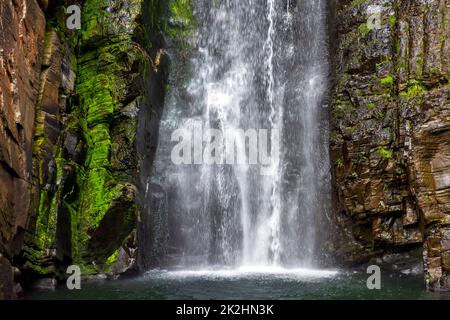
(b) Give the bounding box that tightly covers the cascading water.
[148,0,330,270]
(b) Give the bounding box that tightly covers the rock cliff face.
[330,0,450,291]
[0,0,169,298]
[0,0,46,299]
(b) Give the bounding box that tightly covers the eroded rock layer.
[0,0,168,298]
[330,0,450,291]
[0,0,46,299]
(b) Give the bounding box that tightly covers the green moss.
[335,159,344,168]
[351,0,369,7]
[35,192,56,250]
[79,170,119,227]
[400,81,426,99]
[20,246,55,275]
[81,0,110,42]
[68,0,144,265]
[380,75,394,87]
[106,248,121,265]
[33,113,46,154]
[166,0,195,38]
[389,15,396,28]
[28,0,146,275]
[170,0,194,24]
[358,22,371,38]
[32,31,66,268]
[75,53,122,251]
[377,146,393,159]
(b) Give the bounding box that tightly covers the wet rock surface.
[0,0,167,297]
[330,0,450,290]
[0,0,46,299]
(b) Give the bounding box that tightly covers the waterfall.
[148,0,330,270]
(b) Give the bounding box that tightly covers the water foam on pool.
[145,266,339,280]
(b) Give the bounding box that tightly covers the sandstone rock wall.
[330,0,450,291]
[0,0,46,298]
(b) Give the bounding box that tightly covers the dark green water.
[26,268,450,300]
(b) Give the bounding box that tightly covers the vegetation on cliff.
[22,0,188,281]
[330,0,450,291]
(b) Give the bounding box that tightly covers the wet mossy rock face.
[0,0,175,298]
[72,0,146,270]
[330,0,450,291]
[24,0,148,280]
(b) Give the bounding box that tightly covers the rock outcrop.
[0,0,168,298]
[0,0,46,298]
[330,0,450,291]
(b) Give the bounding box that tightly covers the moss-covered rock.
[330,0,450,291]
[22,0,163,279]
[68,0,146,269]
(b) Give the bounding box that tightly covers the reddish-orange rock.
[0,0,45,260]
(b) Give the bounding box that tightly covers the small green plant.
[380,75,394,87]
[401,81,426,99]
[377,146,393,159]
[336,159,344,168]
[358,22,371,37]
[389,15,396,28]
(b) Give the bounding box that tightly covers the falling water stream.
[149,0,331,270]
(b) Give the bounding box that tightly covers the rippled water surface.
[27,269,450,300]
